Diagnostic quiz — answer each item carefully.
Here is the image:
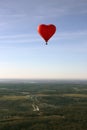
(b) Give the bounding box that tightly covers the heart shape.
[37,24,56,44]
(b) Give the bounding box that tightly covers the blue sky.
[0,0,87,79]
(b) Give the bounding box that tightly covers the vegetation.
[0,81,87,130]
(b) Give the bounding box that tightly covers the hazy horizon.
[0,78,87,84]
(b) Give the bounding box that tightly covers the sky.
[0,0,87,80]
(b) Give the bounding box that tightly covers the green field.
[0,80,87,130]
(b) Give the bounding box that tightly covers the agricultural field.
[0,80,87,130]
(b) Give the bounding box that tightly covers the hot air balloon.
[37,24,56,45]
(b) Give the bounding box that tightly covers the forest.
[0,80,87,130]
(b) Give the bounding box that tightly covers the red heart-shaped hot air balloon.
[37,24,56,45]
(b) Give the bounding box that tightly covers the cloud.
[0,0,86,33]
[0,30,87,45]
[0,33,40,43]
[55,30,87,40]
[0,0,87,18]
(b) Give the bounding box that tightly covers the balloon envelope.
[37,24,56,44]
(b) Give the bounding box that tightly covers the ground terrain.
[0,80,87,130]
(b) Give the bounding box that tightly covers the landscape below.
[0,80,87,130]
